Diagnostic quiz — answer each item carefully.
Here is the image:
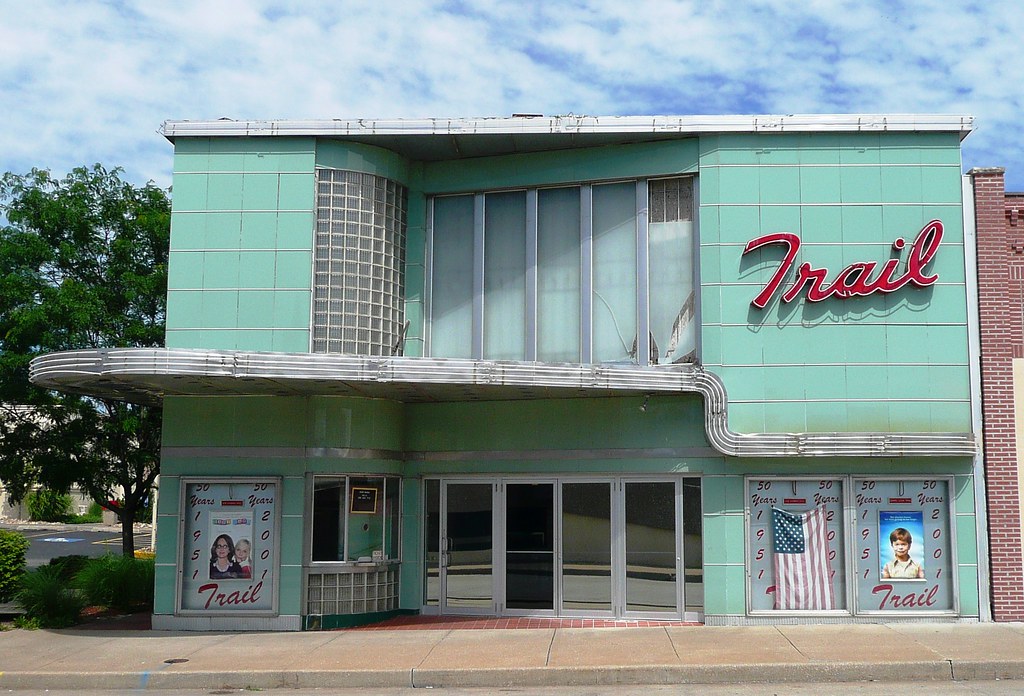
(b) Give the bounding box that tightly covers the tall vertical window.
[537,187,582,362]
[649,178,696,364]
[426,177,695,365]
[313,169,407,356]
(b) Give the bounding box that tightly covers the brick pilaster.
[972,167,1024,621]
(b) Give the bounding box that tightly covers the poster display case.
[746,476,957,616]
[852,477,956,615]
[177,477,281,614]
[747,477,847,612]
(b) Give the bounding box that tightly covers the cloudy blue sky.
[3,1,1023,190]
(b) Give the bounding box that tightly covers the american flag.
[772,506,835,610]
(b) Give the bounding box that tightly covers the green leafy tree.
[0,165,169,555]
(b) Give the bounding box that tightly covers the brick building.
[972,167,1024,621]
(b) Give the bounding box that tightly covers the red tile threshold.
[345,615,701,630]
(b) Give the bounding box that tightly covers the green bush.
[75,554,155,612]
[47,555,91,583]
[68,502,103,524]
[25,489,73,522]
[15,565,86,628]
[0,530,29,602]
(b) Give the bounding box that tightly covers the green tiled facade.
[150,118,982,629]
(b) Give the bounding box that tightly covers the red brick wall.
[973,168,1024,621]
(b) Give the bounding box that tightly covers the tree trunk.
[118,504,136,557]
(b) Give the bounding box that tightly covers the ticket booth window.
[311,475,400,563]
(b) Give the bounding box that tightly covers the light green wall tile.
[274,292,311,328]
[759,167,800,203]
[205,212,242,248]
[399,477,422,609]
[840,167,882,203]
[239,251,277,288]
[703,513,746,564]
[277,212,314,249]
[957,565,979,616]
[880,166,923,202]
[717,205,759,244]
[206,152,245,172]
[800,166,842,203]
[846,400,890,431]
[236,331,274,351]
[200,291,239,328]
[168,251,204,289]
[763,401,806,432]
[841,205,884,243]
[699,169,720,206]
[207,173,244,210]
[170,213,205,250]
[277,563,303,615]
[927,401,972,431]
[155,515,180,566]
[727,402,764,433]
[275,251,313,288]
[198,330,240,349]
[703,564,747,615]
[954,475,976,514]
[955,515,978,565]
[922,167,964,203]
[165,329,202,348]
[242,173,281,210]
[238,291,276,327]
[838,133,881,163]
[805,400,849,431]
[154,563,177,614]
[273,330,310,352]
[172,173,208,210]
[203,251,240,288]
[278,173,314,210]
[758,205,801,237]
[166,291,202,329]
[718,167,759,204]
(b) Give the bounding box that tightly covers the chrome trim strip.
[161,114,975,139]
[30,348,977,458]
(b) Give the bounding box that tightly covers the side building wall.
[972,167,1024,621]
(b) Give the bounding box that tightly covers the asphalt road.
[15,528,152,567]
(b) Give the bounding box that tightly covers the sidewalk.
[1,621,1024,690]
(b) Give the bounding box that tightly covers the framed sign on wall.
[177,477,281,615]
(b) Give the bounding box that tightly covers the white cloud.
[1,0,1022,188]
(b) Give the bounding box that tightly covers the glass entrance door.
[441,481,496,613]
[425,476,702,620]
[505,482,555,613]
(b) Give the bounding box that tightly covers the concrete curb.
[2,660,1021,691]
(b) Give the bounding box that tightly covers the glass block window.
[313,169,407,355]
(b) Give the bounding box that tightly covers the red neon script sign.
[743,220,943,309]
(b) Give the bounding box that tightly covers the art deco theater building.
[32,114,987,630]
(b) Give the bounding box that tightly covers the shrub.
[75,554,155,612]
[68,502,103,524]
[47,555,91,583]
[15,565,85,628]
[25,489,73,522]
[0,530,29,602]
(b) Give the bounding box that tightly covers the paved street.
[0,522,153,568]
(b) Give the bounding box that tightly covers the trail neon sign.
[743,220,943,309]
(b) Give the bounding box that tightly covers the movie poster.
[178,478,279,614]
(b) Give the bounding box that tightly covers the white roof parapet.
[159,114,974,140]
[30,348,977,459]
